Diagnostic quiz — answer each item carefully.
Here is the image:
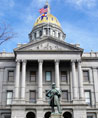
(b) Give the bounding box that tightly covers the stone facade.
[0,4,98,118]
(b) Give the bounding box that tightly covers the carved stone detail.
[35,43,62,50]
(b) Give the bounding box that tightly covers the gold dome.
[34,14,61,27]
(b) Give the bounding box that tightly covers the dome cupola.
[29,2,66,42]
[34,14,61,27]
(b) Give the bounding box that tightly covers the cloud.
[65,0,97,9]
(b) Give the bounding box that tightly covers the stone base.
[50,113,63,118]
[96,102,98,108]
[11,106,25,118]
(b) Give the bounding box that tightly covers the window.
[30,71,36,82]
[87,116,93,118]
[51,17,53,21]
[5,115,11,118]
[62,90,68,100]
[84,90,91,105]
[87,113,96,118]
[45,71,52,82]
[34,32,36,38]
[46,17,48,20]
[61,71,67,82]
[29,91,36,103]
[44,28,48,35]
[46,28,48,35]
[7,91,13,105]
[8,71,14,82]
[40,30,42,36]
[58,33,60,38]
[83,70,89,82]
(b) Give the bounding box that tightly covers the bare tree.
[0,23,16,45]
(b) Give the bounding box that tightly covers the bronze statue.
[46,83,62,114]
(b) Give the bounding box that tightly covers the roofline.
[14,36,84,52]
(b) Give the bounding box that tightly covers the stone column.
[15,60,20,99]
[36,31,39,37]
[96,112,98,118]
[60,33,62,40]
[21,60,27,101]
[32,33,34,40]
[78,60,84,100]
[56,31,58,38]
[0,68,4,105]
[55,60,60,89]
[71,60,78,100]
[43,28,46,36]
[38,60,43,102]
[93,67,98,107]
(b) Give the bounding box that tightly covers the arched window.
[58,33,60,38]
[44,112,51,118]
[40,30,42,36]
[44,28,48,35]
[26,112,35,118]
[51,18,53,21]
[34,32,36,38]
[63,112,72,118]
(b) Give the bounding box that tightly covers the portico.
[14,56,84,104]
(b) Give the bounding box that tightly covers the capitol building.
[0,2,98,118]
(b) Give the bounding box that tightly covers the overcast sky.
[0,0,98,52]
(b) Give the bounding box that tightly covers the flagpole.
[46,1,50,37]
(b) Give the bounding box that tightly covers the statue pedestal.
[50,113,63,118]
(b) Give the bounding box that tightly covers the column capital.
[38,59,43,63]
[22,60,27,63]
[16,59,21,63]
[92,67,98,72]
[55,59,60,63]
[77,59,82,63]
[16,60,21,66]
[71,60,76,63]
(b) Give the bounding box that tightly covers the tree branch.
[0,23,16,45]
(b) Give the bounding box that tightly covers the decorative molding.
[92,67,98,70]
[35,42,62,51]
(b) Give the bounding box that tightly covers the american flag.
[39,5,48,14]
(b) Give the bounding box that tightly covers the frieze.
[30,42,63,51]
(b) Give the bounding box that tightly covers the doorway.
[63,112,72,118]
[44,112,51,118]
[26,112,35,118]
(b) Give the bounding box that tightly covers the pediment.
[14,37,83,52]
